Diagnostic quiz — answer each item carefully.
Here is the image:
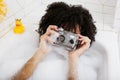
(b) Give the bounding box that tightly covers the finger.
[46,30,57,36]
[78,38,84,45]
[83,37,91,43]
[79,38,82,41]
[81,40,85,45]
[77,34,84,38]
[46,25,58,36]
[80,36,90,42]
[79,37,90,45]
[47,25,58,31]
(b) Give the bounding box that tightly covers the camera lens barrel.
[57,35,65,42]
[69,39,74,44]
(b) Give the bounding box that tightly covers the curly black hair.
[38,2,97,45]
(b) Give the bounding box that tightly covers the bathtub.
[95,30,120,80]
[0,24,120,80]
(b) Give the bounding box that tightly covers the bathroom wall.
[114,0,120,30]
[114,0,120,61]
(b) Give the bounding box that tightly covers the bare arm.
[12,25,58,80]
[68,55,79,80]
[68,34,91,80]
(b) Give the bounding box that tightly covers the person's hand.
[69,34,91,59]
[38,25,58,56]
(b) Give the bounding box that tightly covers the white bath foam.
[29,60,68,80]
[0,29,39,79]
[0,45,37,80]
[28,42,103,80]
[0,37,103,80]
[0,59,26,80]
[0,27,103,80]
[78,62,97,80]
[29,58,98,80]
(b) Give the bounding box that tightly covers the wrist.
[33,48,46,62]
[37,48,47,55]
[68,52,79,60]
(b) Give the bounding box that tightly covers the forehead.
[61,24,81,34]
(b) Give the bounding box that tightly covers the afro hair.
[38,2,97,45]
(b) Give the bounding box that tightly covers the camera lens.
[57,35,65,42]
[69,39,74,44]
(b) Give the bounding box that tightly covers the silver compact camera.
[54,28,79,51]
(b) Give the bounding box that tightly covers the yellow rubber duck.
[13,19,25,34]
[0,0,8,23]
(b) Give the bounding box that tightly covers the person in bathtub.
[13,2,96,80]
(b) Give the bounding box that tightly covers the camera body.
[54,28,79,51]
